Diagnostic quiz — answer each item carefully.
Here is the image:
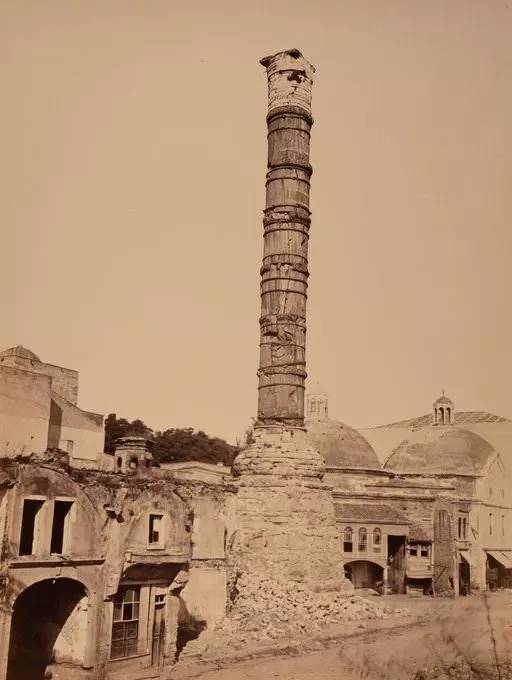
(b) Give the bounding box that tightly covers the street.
[175,592,512,680]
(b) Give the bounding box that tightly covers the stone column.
[256,48,314,426]
[231,50,350,608]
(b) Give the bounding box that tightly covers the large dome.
[306,417,381,469]
[385,428,496,474]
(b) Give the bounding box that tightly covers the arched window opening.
[358,527,367,552]
[372,528,381,552]
[343,527,353,553]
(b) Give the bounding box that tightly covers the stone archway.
[6,577,88,680]
[344,560,384,590]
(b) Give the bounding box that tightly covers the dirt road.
[180,592,512,680]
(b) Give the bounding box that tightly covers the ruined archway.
[344,560,384,590]
[6,577,88,680]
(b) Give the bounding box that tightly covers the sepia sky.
[2,0,511,444]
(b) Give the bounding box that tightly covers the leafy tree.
[104,414,238,465]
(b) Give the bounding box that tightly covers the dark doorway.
[388,535,406,594]
[459,560,471,595]
[344,560,383,589]
[6,578,87,680]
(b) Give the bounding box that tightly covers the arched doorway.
[344,560,384,590]
[6,577,88,680]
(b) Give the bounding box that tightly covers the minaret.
[256,48,314,427]
[231,50,350,599]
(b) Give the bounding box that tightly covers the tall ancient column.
[230,50,350,602]
[256,48,313,427]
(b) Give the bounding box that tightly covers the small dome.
[385,428,495,474]
[306,417,381,469]
[434,391,453,405]
[0,345,41,362]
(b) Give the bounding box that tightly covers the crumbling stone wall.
[433,499,457,593]
[0,457,233,680]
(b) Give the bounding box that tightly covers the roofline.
[383,470,483,479]
[326,466,390,476]
[332,490,439,502]
[368,480,455,490]
[335,517,410,526]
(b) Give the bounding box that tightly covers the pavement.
[168,591,512,680]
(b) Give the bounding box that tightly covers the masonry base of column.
[223,426,353,639]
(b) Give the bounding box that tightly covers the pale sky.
[2,0,511,444]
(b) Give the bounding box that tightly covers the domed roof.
[385,428,496,474]
[434,391,453,405]
[306,417,381,469]
[0,345,40,362]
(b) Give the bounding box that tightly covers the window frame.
[343,526,353,553]
[148,513,164,549]
[110,586,141,660]
[19,496,46,556]
[358,527,368,552]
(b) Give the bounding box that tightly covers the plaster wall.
[48,394,103,463]
[0,366,51,456]
[38,363,79,405]
[181,564,227,627]
[191,496,225,560]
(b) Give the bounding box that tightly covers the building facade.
[0,345,104,467]
[0,442,233,680]
[307,390,512,594]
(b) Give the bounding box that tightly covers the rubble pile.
[216,574,406,643]
[414,662,512,680]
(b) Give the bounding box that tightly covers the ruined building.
[0,440,233,680]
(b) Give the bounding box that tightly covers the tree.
[104,414,238,465]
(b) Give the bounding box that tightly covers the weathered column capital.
[260,48,315,119]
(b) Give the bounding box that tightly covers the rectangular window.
[420,545,429,558]
[502,515,505,538]
[111,587,141,659]
[458,515,468,540]
[409,545,418,557]
[148,514,163,546]
[51,500,74,554]
[343,527,353,553]
[489,513,493,536]
[19,499,44,556]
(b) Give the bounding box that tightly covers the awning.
[487,550,512,569]
[459,550,472,566]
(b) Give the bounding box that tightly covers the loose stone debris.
[414,662,512,680]
[215,574,407,643]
